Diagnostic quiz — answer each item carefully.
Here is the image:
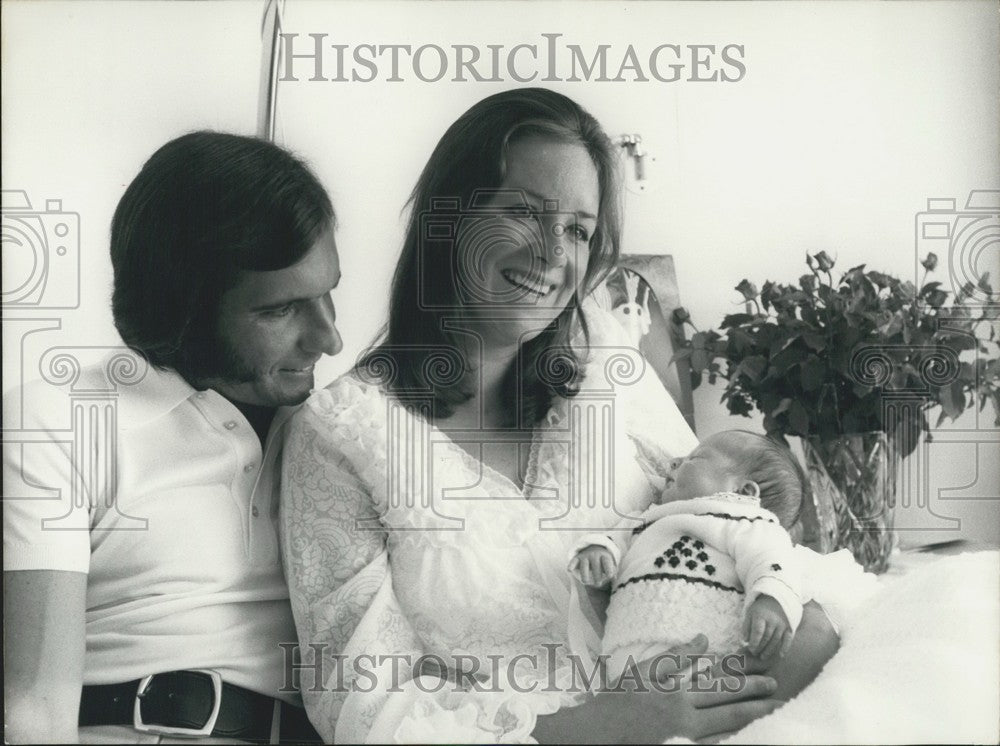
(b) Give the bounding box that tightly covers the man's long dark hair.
[110,131,334,382]
[359,88,623,426]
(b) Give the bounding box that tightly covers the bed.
[727,547,999,744]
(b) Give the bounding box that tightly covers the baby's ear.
[737,480,760,498]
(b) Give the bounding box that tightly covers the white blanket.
[724,550,1000,745]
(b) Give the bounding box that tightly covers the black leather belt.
[79,670,322,743]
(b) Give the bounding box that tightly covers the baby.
[568,430,805,682]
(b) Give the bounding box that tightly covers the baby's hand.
[742,595,793,661]
[568,545,616,588]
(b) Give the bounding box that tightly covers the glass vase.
[801,431,899,574]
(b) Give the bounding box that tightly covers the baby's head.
[660,430,805,528]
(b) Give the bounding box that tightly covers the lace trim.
[693,491,763,507]
[433,424,536,499]
[522,427,542,498]
[351,369,549,502]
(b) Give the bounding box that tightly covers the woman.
[281,88,837,743]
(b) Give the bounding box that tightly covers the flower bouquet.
[674,252,999,571]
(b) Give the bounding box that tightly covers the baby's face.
[660,433,749,503]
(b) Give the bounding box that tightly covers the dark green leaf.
[760,280,777,311]
[789,400,810,435]
[925,290,949,308]
[800,357,826,391]
[691,349,710,371]
[772,398,793,417]
[721,313,755,328]
[770,344,808,373]
[736,355,768,382]
[956,281,976,303]
[868,270,893,289]
[802,331,826,350]
[937,382,965,421]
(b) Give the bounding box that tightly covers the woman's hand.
[716,600,840,702]
[531,636,782,744]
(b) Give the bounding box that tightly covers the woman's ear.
[737,480,760,498]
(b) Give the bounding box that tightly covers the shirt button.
[195,392,206,399]
[251,506,260,518]
[244,463,256,473]
[224,421,237,430]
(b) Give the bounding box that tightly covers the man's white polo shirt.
[3,357,302,702]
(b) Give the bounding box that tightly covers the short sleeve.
[3,382,90,572]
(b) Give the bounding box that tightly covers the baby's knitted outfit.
[569,492,802,678]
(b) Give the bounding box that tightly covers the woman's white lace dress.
[280,309,700,743]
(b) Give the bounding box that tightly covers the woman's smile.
[500,266,558,298]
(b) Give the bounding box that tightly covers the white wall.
[2,0,262,383]
[3,0,998,547]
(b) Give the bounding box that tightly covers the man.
[3,132,342,743]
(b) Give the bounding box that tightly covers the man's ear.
[737,480,760,498]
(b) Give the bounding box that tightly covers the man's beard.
[176,317,258,390]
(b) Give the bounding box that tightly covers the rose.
[735,279,758,301]
[813,250,835,272]
[675,253,1000,454]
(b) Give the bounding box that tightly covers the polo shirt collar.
[113,354,303,432]
[116,360,198,429]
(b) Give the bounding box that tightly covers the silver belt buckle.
[133,669,223,738]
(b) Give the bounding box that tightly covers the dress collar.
[696,491,762,507]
